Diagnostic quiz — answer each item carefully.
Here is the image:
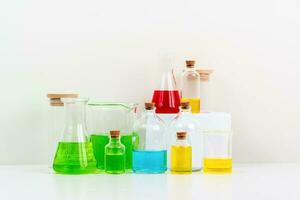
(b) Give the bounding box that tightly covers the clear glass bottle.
[105,130,125,174]
[203,130,232,174]
[152,70,181,114]
[87,102,137,171]
[181,60,201,113]
[132,102,167,173]
[168,101,202,171]
[46,93,78,168]
[171,131,192,174]
[52,98,97,174]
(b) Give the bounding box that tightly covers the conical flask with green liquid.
[53,98,97,174]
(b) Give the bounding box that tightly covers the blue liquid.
[132,150,167,173]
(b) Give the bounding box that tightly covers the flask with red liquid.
[152,70,181,114]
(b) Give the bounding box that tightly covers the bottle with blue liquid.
[132,102,167,173]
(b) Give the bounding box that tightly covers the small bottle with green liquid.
[52,98,97,174]
[171,131,192,174]
[105,130,126,174]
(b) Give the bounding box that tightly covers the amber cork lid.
[186,60,196,68]
[180,101,190,109]
[47,93,78,106]
[110,130,120,138]
[145,102,155,110]
[177,131,187,140]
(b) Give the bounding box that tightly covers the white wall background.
[1,0,300,164]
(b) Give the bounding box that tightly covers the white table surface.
[1,164,299,200]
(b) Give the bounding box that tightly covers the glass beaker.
[53,98,97,174]
[46,93,78,168]
[152,70,181,114]
[181,60,201,113]
[132,103,167,174]
[203,130,232,174]
[87,101,138,171]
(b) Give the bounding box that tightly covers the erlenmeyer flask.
[53,98,97,174]
[152,70,181,114]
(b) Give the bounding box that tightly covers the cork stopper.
[145,102,155,110]
[180,101,190,109]
[47,93,79,106]
[186,60,196,68]
[177,131,187,140]
[196,69,214,82]
[110,130,120,138]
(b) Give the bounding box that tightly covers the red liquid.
[152,90,181,114]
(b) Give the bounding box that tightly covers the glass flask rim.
[61,97,89,103]
[87,101,138,109]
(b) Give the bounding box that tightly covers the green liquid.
[90,134,133,170]
[105,153,125,174]
[53,142,97,174]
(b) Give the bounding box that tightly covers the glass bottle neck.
[110,137,121,144]
[185,67,196,72]
[180,108,192,114]
[145,109,155,116]
[175,138,190,146]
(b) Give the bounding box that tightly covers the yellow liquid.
[171,145,192,174]
[203,158,232,174]
[181,98,200,113]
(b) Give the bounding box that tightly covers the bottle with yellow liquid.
[181,60,201,113]
[203,130,232,174]
[171,131,192,174]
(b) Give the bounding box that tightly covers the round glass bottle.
[168,101,202,171]
[132,103,167,173]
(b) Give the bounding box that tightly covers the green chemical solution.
[90,134,133,170]
[53,142,97,174]
[105,153,125,174]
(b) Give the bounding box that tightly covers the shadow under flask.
[171,131,192,174]
[105,130,126,174]
[53,98,97,174]
[132,102,167,174]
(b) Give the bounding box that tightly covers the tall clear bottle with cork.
[181,60,201,113]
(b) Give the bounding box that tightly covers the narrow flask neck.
[64,101,87,126]
[62,100,88,142]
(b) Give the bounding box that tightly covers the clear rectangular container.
[202,130,232,173]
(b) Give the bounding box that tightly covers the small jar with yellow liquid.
[203,130,232,174]
[171,131,192,174]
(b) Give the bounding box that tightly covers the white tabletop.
[1,164,299,200]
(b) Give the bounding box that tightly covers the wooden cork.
[47,93,78,106]
[186,60,196,68]
[177,131,187,140]
[196,69,214,82]
[180,101,190,109]
[110,130,120,138]
[145,102,155,110]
